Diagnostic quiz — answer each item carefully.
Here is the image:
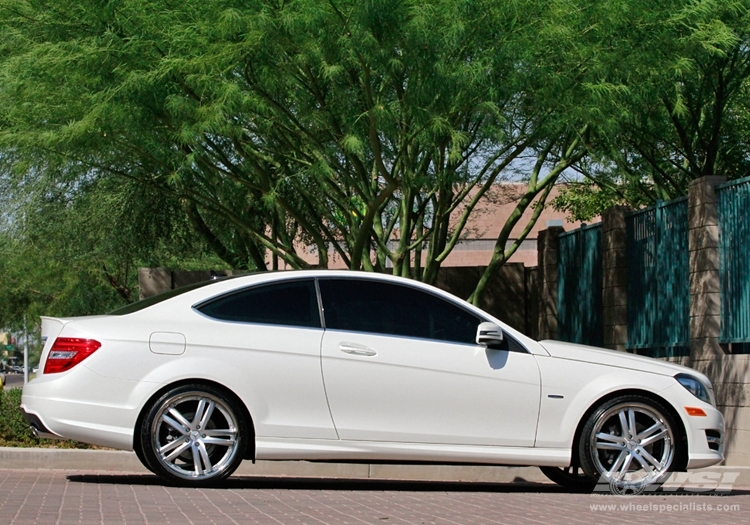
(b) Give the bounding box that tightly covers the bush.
[0,387,93,448]
[0,388,35,445]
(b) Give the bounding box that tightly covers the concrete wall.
[687,355,750,467]
[138,268,239,300]
[434,265,539,337]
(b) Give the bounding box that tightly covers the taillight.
[44,338,101,374]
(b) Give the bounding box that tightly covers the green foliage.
[0,163,226,330]
[0,0,587,301]
[5,0,746,301]
[552,180,653,222]
[0,389,35,446]
[549,0,750,216]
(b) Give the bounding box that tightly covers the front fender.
[533,355,677,449]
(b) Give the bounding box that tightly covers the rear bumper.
[20,407,61,440]
[20,366,154,451]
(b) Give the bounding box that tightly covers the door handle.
[339,343,377,357]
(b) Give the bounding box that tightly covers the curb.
[0,447,548,484]
[3,448,750,488]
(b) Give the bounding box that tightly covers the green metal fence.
[718,176,750,352]
[558,223,603,346]
[626,197,690,357]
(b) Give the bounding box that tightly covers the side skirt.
[255,438,570,467]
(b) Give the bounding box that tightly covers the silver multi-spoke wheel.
[583,398,677,490]
[140,385,248,486]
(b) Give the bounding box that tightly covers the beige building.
[439,184,591,267]
[287,184,591,269]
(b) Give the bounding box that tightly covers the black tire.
[579,395,681,492]
[539,466,596,492]
[134,435,159,475]
[139,383,249,486]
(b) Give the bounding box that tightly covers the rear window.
[195,279,321,328]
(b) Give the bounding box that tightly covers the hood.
[537,339,710,382]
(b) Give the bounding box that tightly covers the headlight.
[675,374,714,406]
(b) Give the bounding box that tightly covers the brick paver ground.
[1,469,749,525]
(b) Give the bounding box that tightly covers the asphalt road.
[0,469,749,525]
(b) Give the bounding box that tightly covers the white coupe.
[21,271,724,489]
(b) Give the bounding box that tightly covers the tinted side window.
[197,280,320,328]
[319,279,481,344]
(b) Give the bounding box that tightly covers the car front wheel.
[539,466,596,491]
[139,384,248,486]
[579,395,681,492]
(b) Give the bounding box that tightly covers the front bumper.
[685,406,725,469]
[664,385,725,469]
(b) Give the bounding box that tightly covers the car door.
[318,277,542,447]
[193,278,337,440]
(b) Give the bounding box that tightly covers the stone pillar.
[537,227,564,340]
[602,206,631,351]
[688,176,727,361]
[685,176,750,467]
[525,266,539,340]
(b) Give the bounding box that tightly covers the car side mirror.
[476,322,504,348]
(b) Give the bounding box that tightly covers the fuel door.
[149,332,186,355]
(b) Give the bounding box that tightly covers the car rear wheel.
[579,395,680,492]
[139,384,248,486]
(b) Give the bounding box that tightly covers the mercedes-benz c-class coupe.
[21,271,724,489]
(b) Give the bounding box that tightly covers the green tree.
[549,0,750,220]
[0,0,588,305]
[0,162,224,331]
